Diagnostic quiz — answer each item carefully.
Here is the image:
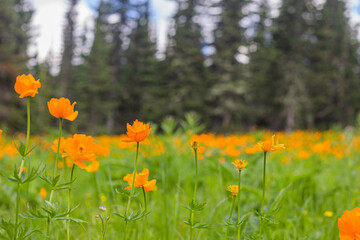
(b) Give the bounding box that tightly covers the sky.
[29,0,360,71]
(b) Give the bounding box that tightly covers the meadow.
[1,123,359,239]
[0,74,359,240]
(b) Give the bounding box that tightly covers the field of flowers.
[0,74,359,239]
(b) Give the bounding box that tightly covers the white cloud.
[150,0,177,54]
[29,0,94,73]
[29,0,67,63]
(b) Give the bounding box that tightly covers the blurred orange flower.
[14,74,41,98]
[122,119,151,143]
[338,207,360,240]
[40,188,47,199]
[257,135,285,153]
[47,98,78,121]
[232,159,248,172]
[123,168,156,192]
[51,137,65,153]
[0,129,2,136]
[226,185,238,197]
[86,161,100,173]
[62,134,98,169]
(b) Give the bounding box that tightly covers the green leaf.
[55,217,87,224]
[14,141,26,158]
[113,210,149,222]
[184,200,206,211]
[22,165,45,184]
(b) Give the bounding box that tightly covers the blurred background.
[0,0,360,134]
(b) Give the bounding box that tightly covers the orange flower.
[338,207,360,240]
[51,137,65,153]
[122,119,151,143]
[123,168,156,192]
[226,185,238,197]
[232,159,248,172]
[86,161,100,173]
[62,134,98,169]
[257,135,285,153]
[40,188,47,199]
[0,129,2,136]
[47,98,78,121]
[14,74,41,98]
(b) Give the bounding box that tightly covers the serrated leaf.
[112,210,149,222]
[184,200,206,211]
[22,165,45,184]
[14,142,26,157]
[24,145,37,157]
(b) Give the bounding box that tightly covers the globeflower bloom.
[226,185,239,198]
[14,74,41,98]
[122,119,151,143]
[85,161,100,173]
[62,134,98,169]
[47,98,78,121]
[0,129,2,136]
[40,188,47,199]
[257,135,285,153]
[123,168,156,192]
[232,159,248,172]
[338,207,360,240]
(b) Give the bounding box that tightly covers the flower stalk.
[189,142,199,240]
[142,187,148,240]
[67,164,76,240]
[224,196,236,240]
[259,152,267,239]
[124,142,139,239]
[46,118,62,237]
[15,96,31,236]
[237,170,242,240]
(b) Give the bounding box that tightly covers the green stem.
[25,97,30,154]
[15,97,31,238]
[49,118,62,202]
[15,183,21,232]
[224,197,236,240]
[17,97,31,178]
[101,214,105,240]
[103,211,108,240]
[67,164,76,240]
[189,147,198,240]
[237,171,242,240]
[259,152,267,240]
[124,142,140,240]
[47,118,62,238]
[142,187,147,240]
[93,172,100,206]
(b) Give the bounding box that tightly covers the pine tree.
[247,0,283,129]
[106,0,130,133]
[273,0,315,130]
[123,0,158,122]
[0,0,33,131]
[74,0,112,134]
[209,0,248,131]
[164,0,207,121]
[59,0,78,96]
[310,0,360,127]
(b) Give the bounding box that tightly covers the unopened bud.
[192,141,199,150]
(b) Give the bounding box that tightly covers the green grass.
[0,132,355,239]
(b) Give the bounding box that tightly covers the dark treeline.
[1,0,360,134]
